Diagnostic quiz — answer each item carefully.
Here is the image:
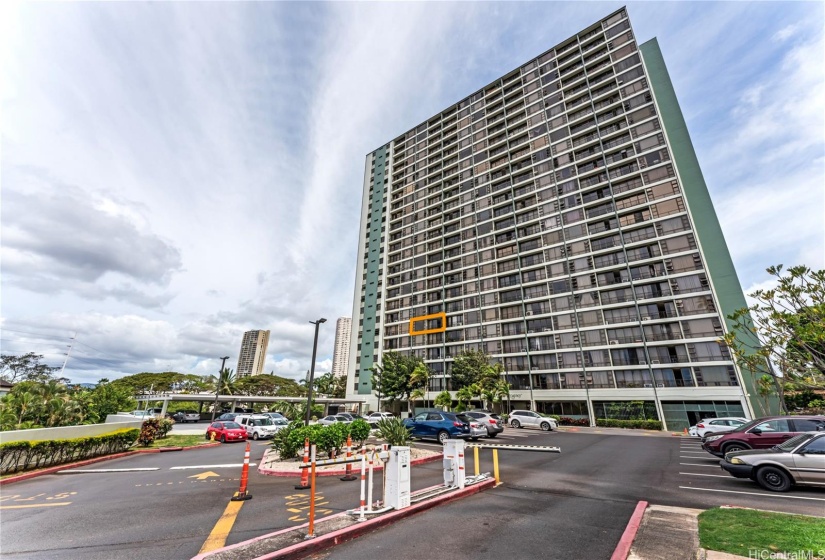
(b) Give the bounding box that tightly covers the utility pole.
[211,356,230,422]
[59,332,77,379]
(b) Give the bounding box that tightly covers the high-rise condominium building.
[332,317,352,378]
[236,330,270,378]
[346,8,772,430]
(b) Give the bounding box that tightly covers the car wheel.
[487,432,497,438]
[722,442,750,454]
[437,430,449,444]
[756,466,792,492]
[205,432,211,440]
[220,434,226,443]
[540,421,551,431]
[470,437,479,442]
[252,432,259,440]
[511,419,521,429]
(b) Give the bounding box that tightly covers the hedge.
[0,428,140,475]
[595,419,663,430]
[271,419,372,460]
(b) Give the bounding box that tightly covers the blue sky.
[1,2,823,384]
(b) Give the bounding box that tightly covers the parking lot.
[674,436,825,508]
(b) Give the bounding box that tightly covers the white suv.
[509,410,558,431]
[235,414,281,440]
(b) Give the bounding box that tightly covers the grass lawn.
[140,434,212,449]
[698,507,825,558]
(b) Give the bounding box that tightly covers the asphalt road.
[315,428,825,560]
[2,427,823,560]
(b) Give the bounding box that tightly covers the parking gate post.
[307,444,317,539]
[358,453,367,522]
[340,435,357,481]
[493,449,500,486]
[473,446,480,477]
[367,450,374,512]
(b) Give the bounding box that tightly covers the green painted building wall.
[641,38,779,416]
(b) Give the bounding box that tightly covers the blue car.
[403,411,483,444]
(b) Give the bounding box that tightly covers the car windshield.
[489,414,501,419]
[273,418,288,425]
[253,419,272,426]
[778,433,816,451]
[455,414,472,423]
[222,422,242,429]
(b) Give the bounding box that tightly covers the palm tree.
[216,368,236,395]
[409,388,426,416]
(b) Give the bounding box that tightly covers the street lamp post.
[305,318,327,426]
[211,356,230,422]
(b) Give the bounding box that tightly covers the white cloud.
[1,2,823,385]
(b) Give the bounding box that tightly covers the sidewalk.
[617,503,749,560]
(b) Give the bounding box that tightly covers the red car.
[701,415,825,457]
[205,421,248,443]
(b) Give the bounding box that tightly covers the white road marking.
[679,486,825,501]
[58,468,159,474]
[170,464,256,470]
[679,463,719,468]
[678,472,731,478]
[680,456,716,459]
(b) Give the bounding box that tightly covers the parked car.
[205,421,248,443]
[403,411,482,444]
[338,412,370,423]
[367,411,395,421]
[509,410,558,431]
[701,415,825,457]
[692,417,748,438]
[318,415,352,426]
[172,410,201,423]
[720,431,825,492]
[235,414,282,440]
[262,412,289,427]
[217,413,239,421]
[464,411,505,438]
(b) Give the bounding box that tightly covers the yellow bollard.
[473,446,480,477]
[492,448,500,486]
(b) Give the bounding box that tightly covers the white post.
[367,451,374,512]
[358,454,366,522]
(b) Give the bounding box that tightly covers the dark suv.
[701,415,825,457]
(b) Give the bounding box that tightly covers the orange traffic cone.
[295,437,311,490]
[340,434,357,481]
[231,441,253,501]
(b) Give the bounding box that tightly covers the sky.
[1,1,823,385]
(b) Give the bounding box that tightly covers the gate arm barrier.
[465,443,561,485]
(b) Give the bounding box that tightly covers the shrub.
[375,418,413,447]
[558,417,589,426]
[348,419,371,445]
[157,418,173,438]
[0,428,139,475]
[137,418,160,446]
[270,421,302,459]
[596,418,663,430]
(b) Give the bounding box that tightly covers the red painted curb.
[193,478,495,560]
[0,442,221,485]
[258,451,444,477]
[610,500,648,560]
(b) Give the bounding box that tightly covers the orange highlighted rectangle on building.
[409,312,446,335]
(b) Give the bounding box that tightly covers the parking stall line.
[678,486,825,501]
[678,472,731,478]
[679,455,715,459]
[679,463,720,468]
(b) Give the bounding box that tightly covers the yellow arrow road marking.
[198,500,244,554]
[287,508,303,513]
[288,515,303,521]
[188,471,220,480]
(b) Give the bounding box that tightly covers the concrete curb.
[193,478,496,560]
[0,442,221,485]
[258,451,444,477]
[610,500,648,560]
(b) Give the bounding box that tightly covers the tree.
[722,265,825,414]
[0,353,56,384]
[370,352,430,409]
[434,390,453,411]
[84,380,135,422]
[111,372,184,394]
[213,368,236,395]
[450,350,504,392]
[455,384,479,410]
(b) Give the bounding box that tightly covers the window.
[750,419,790,433]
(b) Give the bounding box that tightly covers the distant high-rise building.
[331,318,352,378]
[236,330,270,378]
[347,8,773,429]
